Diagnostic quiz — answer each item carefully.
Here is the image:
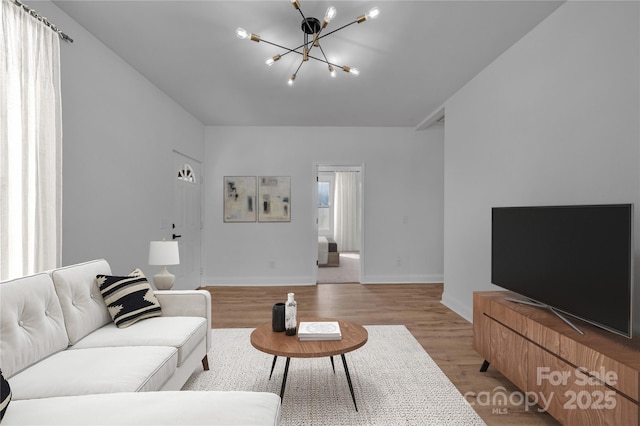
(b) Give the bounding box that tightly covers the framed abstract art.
[223,176,257,222]
[258,176,291,222]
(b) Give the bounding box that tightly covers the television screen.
[491,204,633,338]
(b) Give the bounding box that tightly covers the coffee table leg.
[279,357,291,401]
[269,356,278,380]
[330,356,335,373]
[341,354,358,411]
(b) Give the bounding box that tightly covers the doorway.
[172,151,202,289]
[314,164,363,284]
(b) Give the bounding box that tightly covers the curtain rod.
[12,0,74,43]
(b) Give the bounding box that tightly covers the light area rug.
[183,325,486,425]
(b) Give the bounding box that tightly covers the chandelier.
[236,0,380,86]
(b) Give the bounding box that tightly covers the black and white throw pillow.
[96,269,162,328]
[0,369,11,422]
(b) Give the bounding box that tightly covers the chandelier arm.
[262,38,318,61]
[292,38,315,55]
[316,43,331,65]
[293,59,304,77]
[305,26,326,58]
[259,38,303,58]
[316,20,358,42]
[295,4,322,40]
[305,40,316,58]
[296,8,308,26]
[296,19,359,60]
[297,9,323,59]
[306,53,341,69]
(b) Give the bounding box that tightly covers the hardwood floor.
[202,283,559,426]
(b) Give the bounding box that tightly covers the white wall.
[36,1,205,279]
[204,126,444,285]
[442,0,640,336]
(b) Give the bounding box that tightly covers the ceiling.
[52,0,564,128]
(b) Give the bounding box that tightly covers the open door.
[315,164,363,284]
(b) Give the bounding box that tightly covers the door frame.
[311,161,365,284]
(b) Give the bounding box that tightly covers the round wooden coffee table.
[250,317,368,410]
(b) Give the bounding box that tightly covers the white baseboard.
[204,274,444,286]
[440,291,473,323]
[204,276,315,286]
[361,274,444,284]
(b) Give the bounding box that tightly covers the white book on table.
[298,321,342,341]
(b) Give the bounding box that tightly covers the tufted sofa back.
[51,259,112,345]
[0,273,69,377]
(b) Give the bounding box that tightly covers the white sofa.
[0,259,281,425]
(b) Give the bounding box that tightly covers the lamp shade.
[148,241,180,266]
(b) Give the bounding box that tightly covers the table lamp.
[148,240,180,290]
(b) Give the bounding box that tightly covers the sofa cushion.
[0,369,10,421]
[96,269,162,328]
[8,346,177,400]
[51,259,112,345]
[2,391,282,425]
[70,316,207,366]
[0,273,69,377]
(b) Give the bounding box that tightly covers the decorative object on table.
[96,268,162,328]
[223,176,257,223]
[235,1,380,86]
[258,176,291,222]
[272,302,286,332]
[298,321,342,341]
[285,293,297,336]
[148,240,180,290]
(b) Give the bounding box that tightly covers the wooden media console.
[473,291,640,425]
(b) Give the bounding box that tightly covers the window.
[177,163,196,184]
[318,181,330,231]
[317,173,335,236]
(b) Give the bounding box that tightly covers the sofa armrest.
[155,290,211,351]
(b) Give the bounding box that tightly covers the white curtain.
[1,0,62,280]
[333,172,359,252]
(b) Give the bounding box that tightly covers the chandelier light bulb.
[265,54,281,66]
[323,6,337,27]
[358,6,380,23]
[236,27,249,39]
[290,0,300,10]
[342,66,360,76]
[366,7,380,20]
[236,27,260,42]
[328,65,336,77]
[288,75,296,86]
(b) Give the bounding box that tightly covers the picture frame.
[258,176,291,222]
[223,176,257,222]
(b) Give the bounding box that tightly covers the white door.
[172,153,202,289]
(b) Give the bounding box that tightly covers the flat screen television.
[491,204,633,338]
